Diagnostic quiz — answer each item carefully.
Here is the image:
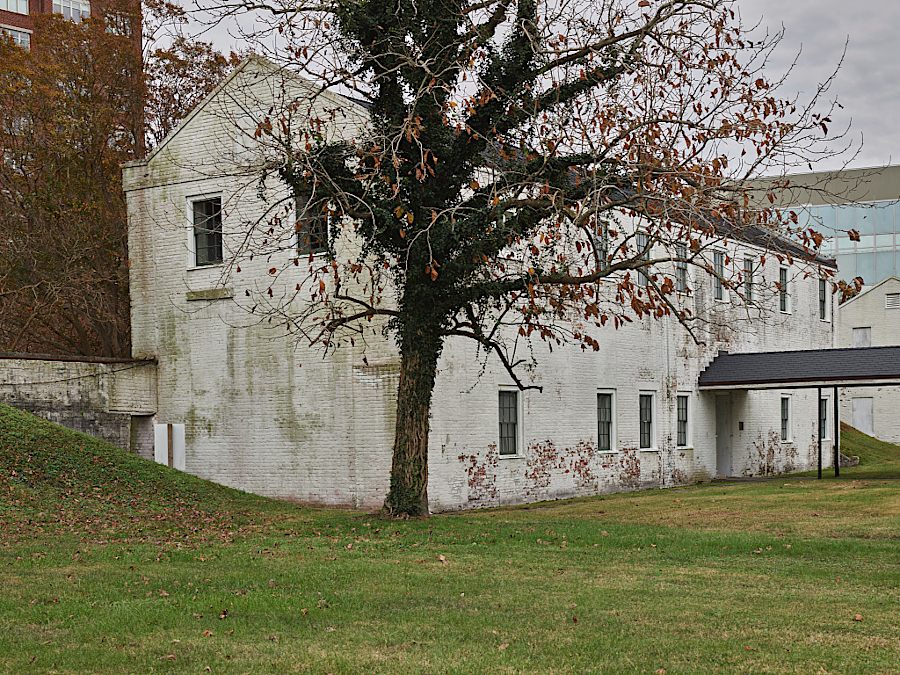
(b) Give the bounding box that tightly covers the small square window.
[852,327,872,348]
[498,390,519,456]
[886,292,900,310]
[192,197,223,266]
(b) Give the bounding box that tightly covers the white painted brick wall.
[837,277,900,443]
[124,58,836,511]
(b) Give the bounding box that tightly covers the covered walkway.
[698,346,900,478]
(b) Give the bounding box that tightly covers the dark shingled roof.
[698,346,900,389]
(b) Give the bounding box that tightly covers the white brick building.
[837,276,900,442]
[122,57,837,511]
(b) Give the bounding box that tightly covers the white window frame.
[0,0,29,15]
[639,391,657,451]
[1,25,31,49]
[294,197,331,256]
[675,244,689,295]
[186,193,225,269]
[53,0,90,22]
[597,389,617,454]
[885,293,900,310]
[713,250,727,301]
[819,393,831,441]
[779,267,791,313]
[743,257,754,302]
[780,395,792,443]
[497,385,523,458]
[819,278,829,322]
[676,393,691,448]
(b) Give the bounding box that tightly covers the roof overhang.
[698,347,900,390]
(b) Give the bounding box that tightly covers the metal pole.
[817,386,822,479]
[834,385,840,478]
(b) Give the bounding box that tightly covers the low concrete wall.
[0,354,158,457]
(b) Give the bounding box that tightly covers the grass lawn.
[2,403,900,674]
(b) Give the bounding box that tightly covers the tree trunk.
[383,337,441,517]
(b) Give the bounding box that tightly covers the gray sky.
[201,0,897,172]
[739,0,899,171]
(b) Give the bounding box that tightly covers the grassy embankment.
[2,403,899,674]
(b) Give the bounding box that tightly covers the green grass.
[2,403,900,674]
[835,422,900,478]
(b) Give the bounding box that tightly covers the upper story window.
[675,244,688,294]
[296,200,329,255]
[713,251,725,301]
[191,197,223,266]
[53,0,91,22]
[1,27,30,49]
[636,231,651,287]
[778,267,790,313]
[819,279,828,321]
[0,0,29,15]
[886,293,900,310]
[743,257,754,302]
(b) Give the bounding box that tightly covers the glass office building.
[797,201,900,285]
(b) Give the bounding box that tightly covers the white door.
[852,398,874,436]
[715,396,732,478]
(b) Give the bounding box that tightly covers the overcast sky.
[733,0,898,171]
[201,0,897,172]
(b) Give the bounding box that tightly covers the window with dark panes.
[639,394,653,449]
[781,396,791,441]
[819,398,828,440]
[713,251,724,300]
[677,395,689,447]
[296,200,329,255]
[597,393,612,451]
[779,267,789,312]
[192,198,223,266]
[675,244,688,293]
[499,391,518,455]
[819,279,827,320]
[636,231,651,286]
[744,258,754,301]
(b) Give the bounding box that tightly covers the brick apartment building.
[1,0,137,50]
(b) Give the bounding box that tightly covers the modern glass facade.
[797,201,900,285]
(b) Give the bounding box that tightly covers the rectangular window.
[675,244,688,294]
[852,327,872,348]
[636,231,651,287]
[713,251,724,300]
[819,279,827,320]
[1,27,30,48]
[53,0,90,22]
[192,197,223,266]
[886,293,900,310]
[744,258,754,302]
[779,267,790,313]
[498,390,519,456]
[0,0,29,15]
[780,396,791,442]
[597,392,614,452]
[819,396,829,440]
[676,394,690,447]
[639,393,654,449]
[296,200,329,255]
